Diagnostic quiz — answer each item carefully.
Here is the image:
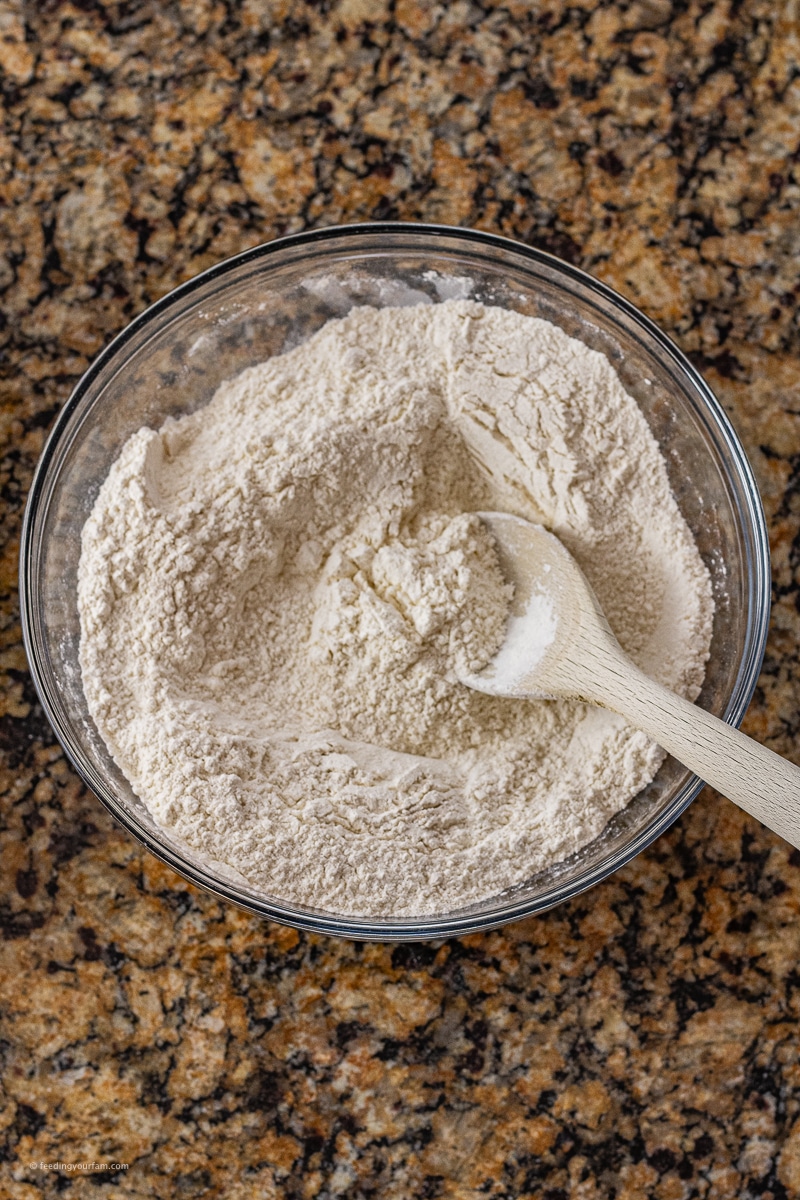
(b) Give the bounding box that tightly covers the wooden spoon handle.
[586,646,800,850]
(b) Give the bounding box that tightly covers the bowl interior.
[21,226,768,939]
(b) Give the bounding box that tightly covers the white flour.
[78,301,714,916]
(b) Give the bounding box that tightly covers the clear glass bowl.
[19,223,770,940]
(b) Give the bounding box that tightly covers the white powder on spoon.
[77,300,714,916]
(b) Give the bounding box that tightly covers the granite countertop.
[3,1,800,1196]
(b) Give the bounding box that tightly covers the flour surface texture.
[78,301,714,916]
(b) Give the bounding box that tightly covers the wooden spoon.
[460,512,800,850]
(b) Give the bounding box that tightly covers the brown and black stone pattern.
[4,1,800,1196]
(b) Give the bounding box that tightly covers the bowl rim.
[19,220,771,940]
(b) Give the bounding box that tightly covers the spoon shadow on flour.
[461,512,800,851]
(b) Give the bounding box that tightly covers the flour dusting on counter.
[78,301,714,916]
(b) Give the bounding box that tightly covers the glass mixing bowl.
[19,223,770,940]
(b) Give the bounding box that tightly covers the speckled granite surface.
[3,1,800,1196]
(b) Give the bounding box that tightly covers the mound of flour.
[78,301,714,916]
